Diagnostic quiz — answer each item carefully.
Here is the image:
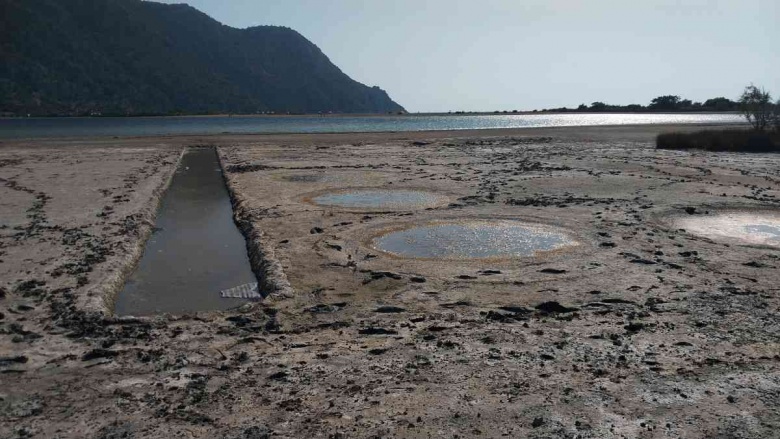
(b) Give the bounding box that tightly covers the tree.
[773,99,780,132]
[739,84,773,131]
[649,95,681,110]
[703,97,737,111]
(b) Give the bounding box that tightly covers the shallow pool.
[675,212,780,247]
[371,220,577,259]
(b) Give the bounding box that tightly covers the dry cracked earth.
[1,125,779,438]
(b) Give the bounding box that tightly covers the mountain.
[0,0,405,116]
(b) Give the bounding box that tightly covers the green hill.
[0,0,405,116]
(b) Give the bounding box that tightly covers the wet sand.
[1,124,779,438]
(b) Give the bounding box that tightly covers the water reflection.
[372,220,577,259]
[676,212,780,247]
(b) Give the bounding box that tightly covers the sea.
[0,113,744,140]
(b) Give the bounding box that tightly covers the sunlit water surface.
[372,220,578,259]
[0,113,743,139]
[676,213,780,247]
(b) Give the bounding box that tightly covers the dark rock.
[358,327,398,335]
[410,276,426,283]
[268,371,288,381]
[539,268,567,274]
[375,306,405,313]
[370,271,403,280]
[532,417,545,428]
[310,227,324,234]
[624,322,645,333]
[368,348,388,355]
[456,275,477,280]
[535,301,578,313]
[81,349,119,361]
[305,303,347,313]
[684,206,697,215]
[0,356,28,366]
[479,269,502,275]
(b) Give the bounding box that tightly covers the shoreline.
[0,121,749,145]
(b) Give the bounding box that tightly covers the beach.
[1,123,779,438]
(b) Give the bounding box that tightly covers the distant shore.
[0,110,743,119]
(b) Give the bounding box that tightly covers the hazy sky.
[157,0,779,112]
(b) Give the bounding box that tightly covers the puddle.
[115,148,257,316]
[675,212,780,247]
[371,220,578,259]
[309,189,448,209]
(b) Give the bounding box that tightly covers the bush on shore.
[656,129,780,153]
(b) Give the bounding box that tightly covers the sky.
[156,0,779,113]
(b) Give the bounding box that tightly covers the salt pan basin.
[310,189,448,210]
[371,220,578,259]
[675,212,780,247]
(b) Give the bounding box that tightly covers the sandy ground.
[1,124,779,438]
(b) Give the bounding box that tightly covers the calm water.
[0,113,743,139]
[372,220,577,259]
[115,147,256,316]
[675,213,780,247]
[311,189,449,209]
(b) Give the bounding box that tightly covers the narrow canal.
[115,147,257,316]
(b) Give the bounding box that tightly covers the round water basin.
[309,189,449,210]
[675,212,780,247]
[371,220,578,259]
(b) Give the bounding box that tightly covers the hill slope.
[0,0,405,115]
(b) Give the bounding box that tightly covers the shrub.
[656,129,779,153]
[739,84,773,131]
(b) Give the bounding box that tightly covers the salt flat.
[1,124,779,438]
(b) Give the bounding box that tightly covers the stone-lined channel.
[115,147,257,316]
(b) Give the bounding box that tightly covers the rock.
[600,242,616,248]
[369,271,403,280]
[539,268,567,274]
[81,348,118,361]
[358,327,398,335]
[374,306,405,313]
[456,275,477,280]
[535,301,578,313]
[684,206,697,215]
[268,371,288,381]
[624,322,645,333]
[479,269,502,275]
[305,303,347,313]
[532,417,545,428]
[410,276,426,283]
[368,348,388,355]
[0,355,28,366]
[310,227,324,234]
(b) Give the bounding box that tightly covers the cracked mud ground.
[1,125,779,438]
